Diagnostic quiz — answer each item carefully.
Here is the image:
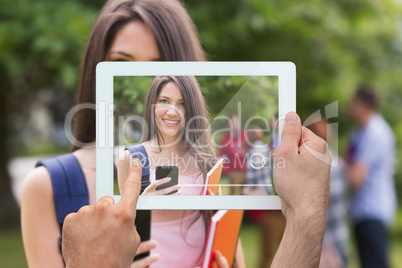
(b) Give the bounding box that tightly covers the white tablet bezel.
[96,62,296,209]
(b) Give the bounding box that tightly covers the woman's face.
[154,82,186,143]
[106,21,160,61]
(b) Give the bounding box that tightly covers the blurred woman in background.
[21,0,211,267]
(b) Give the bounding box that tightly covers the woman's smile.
[162,118,181,127]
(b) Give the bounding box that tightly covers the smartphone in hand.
[134,210,151,261]
[155,165,179,195]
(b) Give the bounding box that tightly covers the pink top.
[151,211,206,267]
[149,171,206,267]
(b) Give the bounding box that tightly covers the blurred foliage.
[185,0,402,202]
[0,0,98,91]
[114,76,154,117]
[0,0,100,157]
[1,0,402,201]
[114,76,277,119]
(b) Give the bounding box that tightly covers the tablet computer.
[96,62,295,210]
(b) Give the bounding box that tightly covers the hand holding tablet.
[271,112,332,267]
[273,112,332,219]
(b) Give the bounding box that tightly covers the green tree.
[0,0,99,226]
[186,0,402,201]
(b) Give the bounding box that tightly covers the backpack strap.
[124,144,150,194]
[35,153,88,260]
[36,154,89,224]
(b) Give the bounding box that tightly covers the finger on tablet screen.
[119,158,142,216]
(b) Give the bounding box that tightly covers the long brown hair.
[72,0,205,151]
[143,76,216,262]
[71,1,211,262]
[142,76,216,175]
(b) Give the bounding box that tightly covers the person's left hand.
[195,251,228,268]
[130,240,160,268]
[346,163,367,189]
[206,189,214,195]
[213,251,229,268]
[62,159,143,268]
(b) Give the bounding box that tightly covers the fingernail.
[151,254,160,261]
[150,241,158,248]
[286,112,298,125]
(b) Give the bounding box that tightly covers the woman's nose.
[166,105,178,116]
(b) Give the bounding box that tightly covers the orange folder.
[202,158,224,195]
[201,210,244,268]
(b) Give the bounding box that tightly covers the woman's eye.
[178,102,185,106]
[160,99,168,104]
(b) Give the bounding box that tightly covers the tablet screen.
[96,62,295,209]
[113,75,278,196]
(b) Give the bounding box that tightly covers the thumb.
[279,112,302,155]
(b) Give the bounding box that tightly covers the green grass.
[1,217,401,268]
[2,201,401,267]
[0,229,27,268]
[240,221,260,268]
[239,209,402,268]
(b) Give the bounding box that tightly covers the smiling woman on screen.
[118,76,245,267]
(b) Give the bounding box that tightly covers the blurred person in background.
[220,115,247,195]
[259,113,287,268]
[308,119,350,268]
[269,113,279,151]
[243,125,286,268]
[346,85,397,268]
[243,126,271,196]
[242,125,270,231]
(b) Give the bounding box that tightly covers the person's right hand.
[62,158,143,268]
[195,250,228,268]
[142,177,182,195]
[271,112,332,268]
[273,112,332,220]
[131,240,160,268]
